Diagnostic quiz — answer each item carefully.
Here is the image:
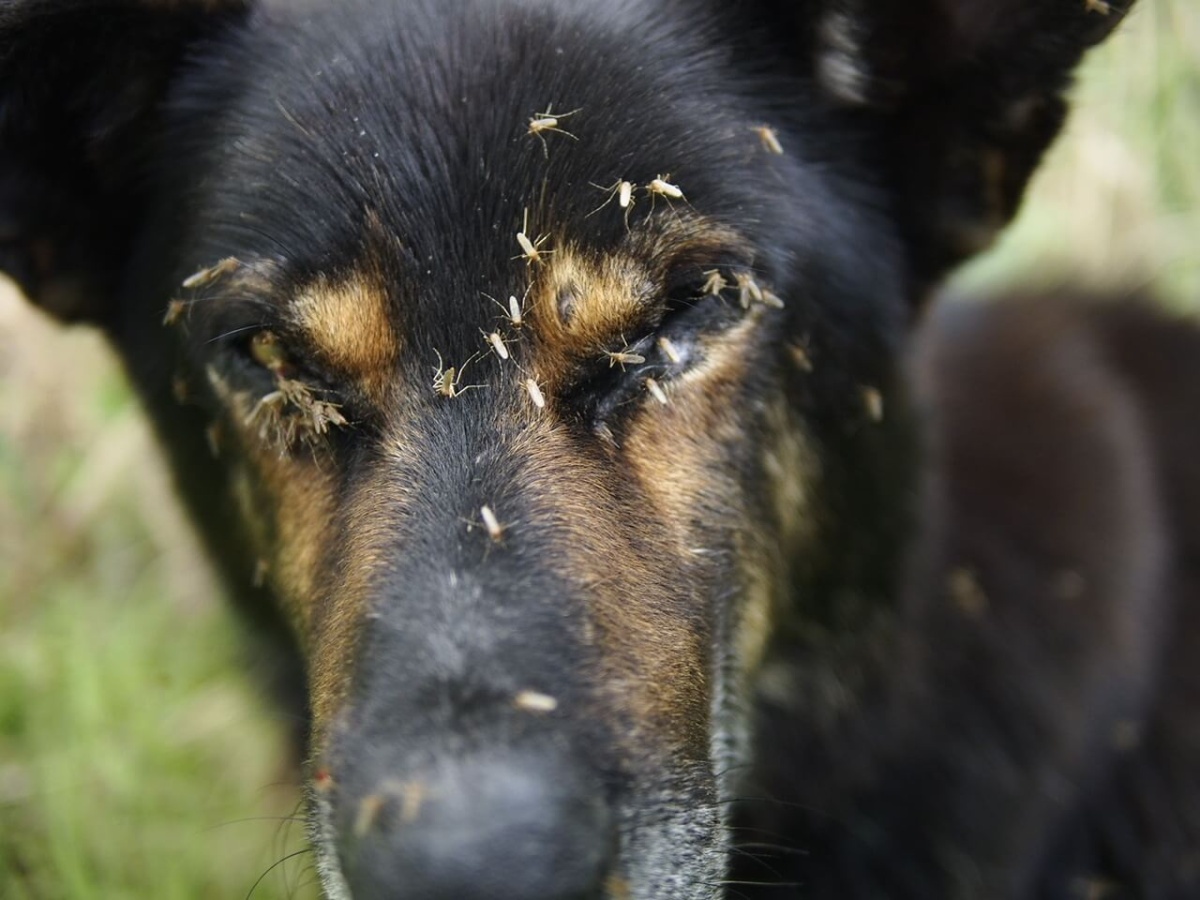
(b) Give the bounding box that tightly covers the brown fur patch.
[511,417,712,759]
[302,412,440,741]
[616,313,822,755]
[211,368,346,657]
[232,437,384,745]
[304,438,429,739]
[525,244,652,388]
[621,314,762,530]
[227,446,339,637]
[611,314,769,750]
[291,272,398,401]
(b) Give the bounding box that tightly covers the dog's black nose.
[337,752,614,900]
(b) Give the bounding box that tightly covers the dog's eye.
[248,330,294,376]
[656,265,754,343]
[221,329,350,450]
[574,263,766,423]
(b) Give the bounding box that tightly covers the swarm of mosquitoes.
[161,112,883,570]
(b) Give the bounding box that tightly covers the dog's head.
[1,1,1133,896]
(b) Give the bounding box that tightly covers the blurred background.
[1,2,1197,897]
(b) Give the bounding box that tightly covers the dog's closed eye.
[248,329,294,376]
[566,262,776,425]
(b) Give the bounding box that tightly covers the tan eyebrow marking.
[534,246,650,347]
[522,216,754,392]
[292,273,399,398]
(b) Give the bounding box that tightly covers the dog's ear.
[0,0,251,322]
[782,0,1135,291]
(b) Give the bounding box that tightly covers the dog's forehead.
[170,0,909,401]
[185,0,797,273]
[163,0,843,399]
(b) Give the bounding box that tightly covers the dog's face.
[0,0,1133,896]
[153,10,899,893]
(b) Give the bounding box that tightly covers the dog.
[4,0,1197,896]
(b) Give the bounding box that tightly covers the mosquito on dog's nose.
[336,751,615,900]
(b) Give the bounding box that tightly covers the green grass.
[954,0,1200,306]
[0,313,315,899]
[0,3,1196,896]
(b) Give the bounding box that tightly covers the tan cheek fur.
[514,420,713,760]
[622,316,820,710]
[621,316,760,542]
[225,425,379,742]
[610,325,762,758]
[305,434,427,740]
[212,374,342,635]
[222,410,340,637]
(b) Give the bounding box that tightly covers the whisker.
[204,814,306,832]
[245,847,313,900]
[726,844,787,880]
[208,323,266,344]
[276,795,309,894]
[724,823,809,847]
[733,841,810,858]
[285,856,318,899]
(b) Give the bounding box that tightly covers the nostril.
[338,753,613,900]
